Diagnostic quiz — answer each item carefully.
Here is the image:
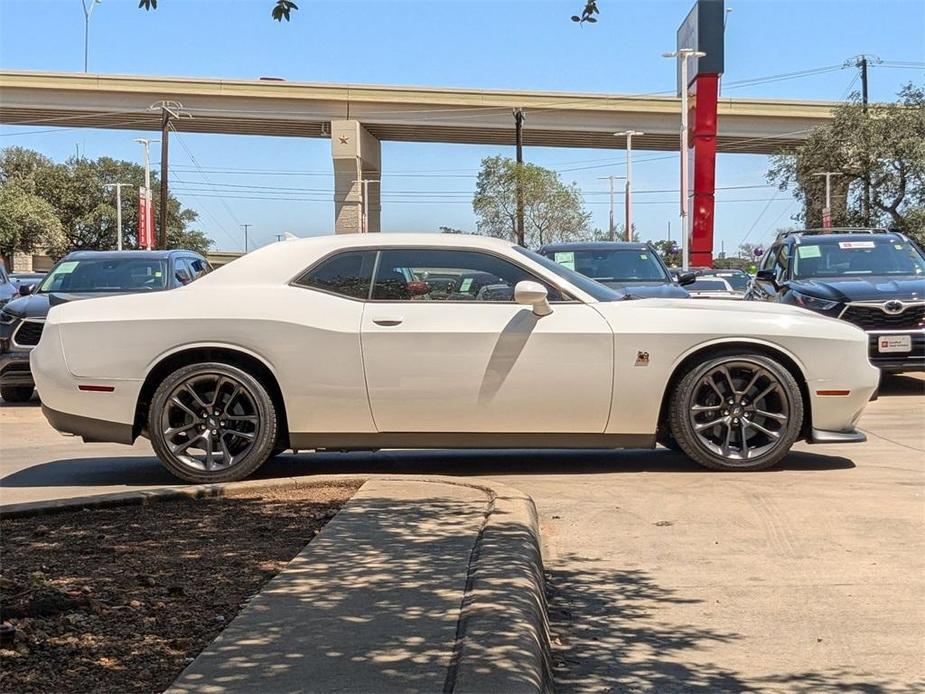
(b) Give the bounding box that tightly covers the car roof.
[538,241,651,252]
[786,232,906,245]
[62,249,203,260]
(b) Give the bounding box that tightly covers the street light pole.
[81,0,102,73]
[663,48,706,270]
[103,182,129,251]
[241,224,252,252]
[812,172,842,228]
[615,130,643,241]
[597,175,625,242]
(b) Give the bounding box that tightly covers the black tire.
[668,352,803,472]
[1,386,34,403]
[148,362,278,483]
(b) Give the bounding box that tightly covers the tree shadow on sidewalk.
[546,553,921,693]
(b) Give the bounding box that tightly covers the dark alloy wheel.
[668,353,803,471]
[149,362,278,483]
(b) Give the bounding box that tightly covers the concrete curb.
[0,474,551,693]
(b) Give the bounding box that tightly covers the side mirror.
[755,269,780,291]
[677,272,697,286]
[514,280,552,316]
[18,283,35,296]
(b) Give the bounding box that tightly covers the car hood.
[598,280,690,299]
[790,275,925,303]
[1,292,122,319]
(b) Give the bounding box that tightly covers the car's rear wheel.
[668,353,803,471]
[1,386,34,403]
[149,362,278,483]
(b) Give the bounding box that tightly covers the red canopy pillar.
[689,73,719,267]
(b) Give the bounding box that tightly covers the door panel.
[361,303,613,433]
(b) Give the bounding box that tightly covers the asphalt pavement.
[2,373,923,691]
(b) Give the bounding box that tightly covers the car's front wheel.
[668,353,803,471]
[149,362,279,483]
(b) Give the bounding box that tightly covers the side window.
[187,258,209,280]
[774,245,790,283]
[174,258,193,286]
[371,249,564,302]
[294,250,376,299]
[759,245,777,272]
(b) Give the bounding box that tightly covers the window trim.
[290,245,580,304]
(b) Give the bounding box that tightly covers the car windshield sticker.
[55,261,79,274]
[554,251,576,270]
[459,278,473,292]
[797,245,822,259]
[154,271,163,278]
[838,241,875,249]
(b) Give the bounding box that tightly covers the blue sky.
[1,0,923,252]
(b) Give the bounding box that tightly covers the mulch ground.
[0,481,362,694]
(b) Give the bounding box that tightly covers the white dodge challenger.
[31,234,879,482]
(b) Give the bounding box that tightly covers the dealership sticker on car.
[839,241,876,249]
[878,335,912,353]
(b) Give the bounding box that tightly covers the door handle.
[372,317,404,326]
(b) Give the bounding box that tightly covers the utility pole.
[597,175,625,242]
[352,178,380,233]
[857,55,871,224]
[241,224,252,252]
[103,182,129,251]
[159,108,171,249]
[615,130,643,241]
[513,109,525,246]
[81,0,101,73]
[133,138,158,251]
[812,172,842,228]
[663,49,705,270]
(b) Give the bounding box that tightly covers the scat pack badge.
[635,351,650,366]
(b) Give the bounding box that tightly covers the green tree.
[650,239,681,268]
[0,182,65,261]
[472,155,591,248]
[768,84,925,245]
[0,147,211,257]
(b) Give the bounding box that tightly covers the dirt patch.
[0,481,362,694]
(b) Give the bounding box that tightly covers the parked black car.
[745,229,925,372]
[538,241,695,298]
[0,250,212,402]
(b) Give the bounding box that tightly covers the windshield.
[689,279,729,292]
[514,247,623,302]
[38,257,169,293]
[709,273,749,291]
[793,239,925,279]
[544,248,669,283]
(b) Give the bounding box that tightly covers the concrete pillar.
[331,120,381,234]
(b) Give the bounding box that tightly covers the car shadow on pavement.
[546,553,921,693]
[878,373,925,397]
[0,449,856,491]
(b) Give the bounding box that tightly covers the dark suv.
[0,250,212,402]
[745,229,925,372]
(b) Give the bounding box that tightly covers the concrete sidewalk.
[168,478,549,694]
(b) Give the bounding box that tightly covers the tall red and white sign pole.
[667,0,725,269]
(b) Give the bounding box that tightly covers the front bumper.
[866,331,925,372]
[807,427,867,445]
[0,349,34,388]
